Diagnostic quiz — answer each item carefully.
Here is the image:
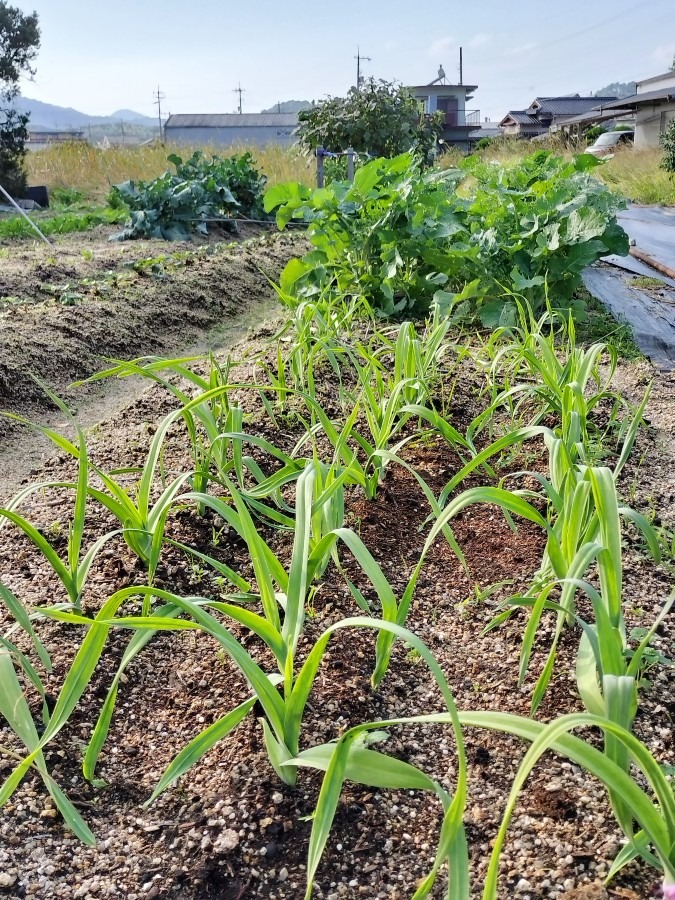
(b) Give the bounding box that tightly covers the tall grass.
[26,141,314,200]
[27,138,673,208]
[439,140,675,206]
[599,147,675,205]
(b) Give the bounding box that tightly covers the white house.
[408,69,479,150]
[600,71,675,148]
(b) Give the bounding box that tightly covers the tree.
[0,3,39,197]
[297,79,444,165]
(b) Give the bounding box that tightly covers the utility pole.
[153,86,165,140]
[233,82,245,114]
[459,47,463,85]
[354,46,371,89]
[120,119,125,145]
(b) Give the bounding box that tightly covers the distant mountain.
[594,82,636,99]
[12,95,157,129]
[260,99,312,114]
[109,108,156,125]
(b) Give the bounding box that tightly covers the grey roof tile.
[165,113,299,128]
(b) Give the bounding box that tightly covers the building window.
[436,97,458,125]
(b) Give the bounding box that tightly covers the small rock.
[0,874,16,888]
[278,867,289,882]
[213,829,240,853]
[515,878,532,893]
[272,791,284,805]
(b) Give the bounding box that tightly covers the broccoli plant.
[109,151,268,241]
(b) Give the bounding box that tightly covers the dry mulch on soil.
[0,224,303,444]
[0,323,672,900]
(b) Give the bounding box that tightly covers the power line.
[153,85,165,140]
[355,46,371,89]
[233,82,245,114]
[526,0,663,52]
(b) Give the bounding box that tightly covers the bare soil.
[0,225,301,490]
[0,224,300,437]
[0,241,672,900]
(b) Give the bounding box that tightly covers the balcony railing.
[438,109,481,127]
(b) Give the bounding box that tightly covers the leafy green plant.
[445,455,660,712]
[266,150,628,323]
[0,395,119,610]
[454,151,629,323]
[110,151,268,240]
[0,207,126,240]
[50,186,84,207]
[265,153,473,316]
[0,575,109,845]
[461,703,675,896]
[170,150,267,219]
[5,384,235,577]
[46,464,438,789]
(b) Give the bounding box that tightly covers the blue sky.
[17,0,675,121]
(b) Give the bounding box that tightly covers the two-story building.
[408,72,480,150]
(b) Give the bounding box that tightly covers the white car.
[585,130,634,157]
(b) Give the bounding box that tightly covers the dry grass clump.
[598,147,675,205]
[26,141,314,200]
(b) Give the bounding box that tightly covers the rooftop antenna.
[459,47,463,85]
[233,82,245,114]
[355,46,371,88]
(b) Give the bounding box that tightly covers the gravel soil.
[0,306,672,900]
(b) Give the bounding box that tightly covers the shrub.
[585,125,607,143]
[474,136,494,151]
[660,118,675,174]
[297,79,443,165]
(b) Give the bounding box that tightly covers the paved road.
[584,205,675,370]
[618,206,675,270]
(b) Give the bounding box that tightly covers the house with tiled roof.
[500,95,617,137]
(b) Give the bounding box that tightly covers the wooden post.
[346,147,355,182]
[316,146,325,188]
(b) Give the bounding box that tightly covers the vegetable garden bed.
[0,151,673,900]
